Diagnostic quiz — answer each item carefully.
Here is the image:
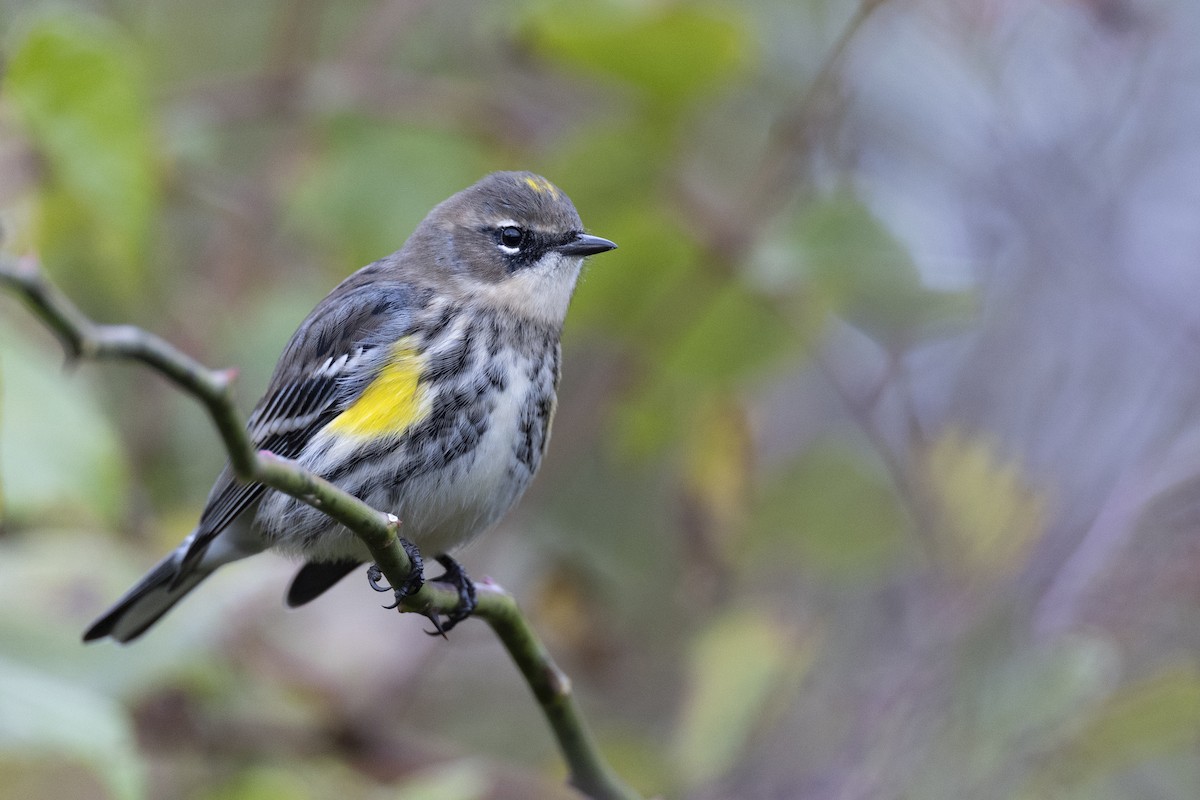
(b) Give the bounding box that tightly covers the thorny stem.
[0,255,641,800]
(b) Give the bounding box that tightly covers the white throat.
[466,252,584,326]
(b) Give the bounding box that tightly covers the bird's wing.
[180,277,421,569]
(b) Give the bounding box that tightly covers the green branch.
[0,254,641,800]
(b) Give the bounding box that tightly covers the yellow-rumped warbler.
[84,171,616,643]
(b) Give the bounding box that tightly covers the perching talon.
[367,537,425,610]
[422,554,477,636]
[367,563,390,593]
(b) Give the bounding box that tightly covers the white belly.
[256,347,552,562]
[387,363,537,554]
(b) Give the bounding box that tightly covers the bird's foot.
[423,554,477,637]
[366,537,425,609]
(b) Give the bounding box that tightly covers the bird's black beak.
[556,233,617,257]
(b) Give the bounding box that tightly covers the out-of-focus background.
[2,0,1199,798]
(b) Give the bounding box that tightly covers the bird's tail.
[84,543,220,644]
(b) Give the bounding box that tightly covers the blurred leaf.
[682,398,753,547]
[0,321,129,526]
[4,12,159,308]
[197,760,405,800]
[588,729,674,800]
[551,119,674,212]
[0,656,142,800]
[210,770,317,800]
[0,532,250,699]
[973,635,1120,756]
[613,380,694,460]
[661,282,793,384]
[751,442,909,576]
[526,1,751,106]
[394,760,490,800]
[673,608,816,790]
[533,442,681,628]
[614,281,798,456]
[906,633,1120,799]
[1031,666,1200,791]
[797,190,976,348]
[287,120,488,271]
[567,206,703,336]
[918,427,1046,579]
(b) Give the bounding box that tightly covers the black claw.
[366,538,426,610]
[423,554,477,636]
[365,545,474,635]
[367,564,390,593]
[423,609,448,638]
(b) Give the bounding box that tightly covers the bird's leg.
[367,537,425,610]
[423,554,477,637]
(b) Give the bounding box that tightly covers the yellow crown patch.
[523,175,560,199]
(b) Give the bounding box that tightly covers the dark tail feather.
[83,552,216,644]
[286,560,361,607]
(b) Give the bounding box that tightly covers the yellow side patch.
[326,339,429,438]
[523,175,560,198]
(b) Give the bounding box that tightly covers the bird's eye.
[499,226,525,249]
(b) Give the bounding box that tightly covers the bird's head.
[408,171,617,325]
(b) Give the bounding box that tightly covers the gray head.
[402,171,616,325]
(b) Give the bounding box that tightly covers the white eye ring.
[496,219,525,255]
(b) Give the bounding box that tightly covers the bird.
[84,171,616,643]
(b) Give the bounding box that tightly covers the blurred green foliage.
[1,1,1196,799]
[672,608,815,790]
[4,13,158,309]
[526,2,751,106]
[797,191,977,348]
[0,319,129,526]
[752,441,907,576]
[288,121,488,270]
[0,656,141,800]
